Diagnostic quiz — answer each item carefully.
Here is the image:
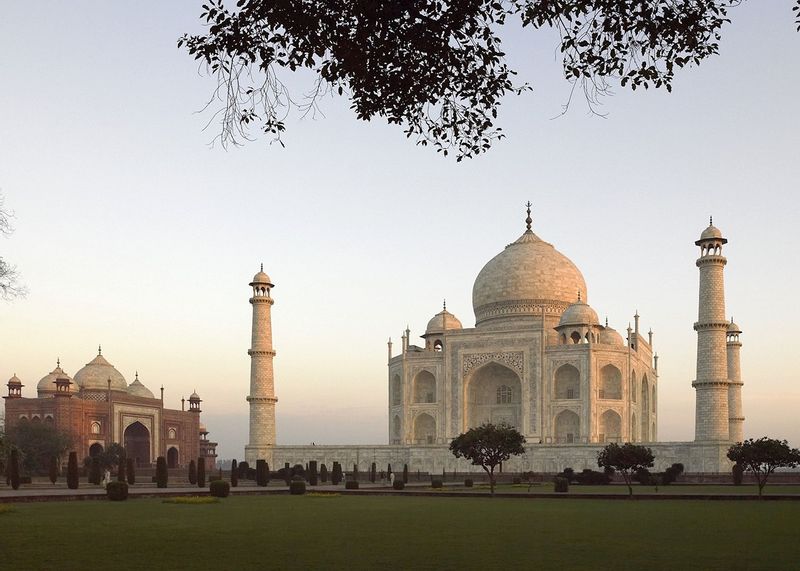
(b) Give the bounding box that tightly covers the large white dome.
[472,229,587,327]
[73,351,127,392]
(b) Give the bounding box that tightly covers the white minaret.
[726,319,744,443]
[692,219,730,442]
[244,265,278,464]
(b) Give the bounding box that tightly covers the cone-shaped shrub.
[197,457,206,488]
[256,459,268,487]
[393,480,405,490]
[238,461,249,479]
[231,459,238,487]
[370,462,376,483]
[290,480,306,495]
[156,456,168,488]
[9,449,21,490]
[331,462,342,485]
[67,452,79,489]
[49,456,58,485]
[320,463,328,483]
[309,461,318,486]
[117,451,127,482]
[188,459,197,485]
[126,457,136,485]
[89,456,102,485]
[387,463,393,480]
[403,464,409,484]
[353,464,359,482]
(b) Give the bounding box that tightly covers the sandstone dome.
[727,320,741,334]
[598,326,625,346]
[558,299,599,327]
[37,363,72,396]
[472,229,587,327]
[424,307,463,336]
[250,265,273,286]
[73,352,127,392]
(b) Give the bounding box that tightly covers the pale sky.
[1,2,799,460]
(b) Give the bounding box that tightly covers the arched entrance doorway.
[167,446,179,469]
[465,362,522,429]
[89,442,104,457]
[124,421,151,467]
[413,413,436,444]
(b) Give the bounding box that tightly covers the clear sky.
[1,2,798,460]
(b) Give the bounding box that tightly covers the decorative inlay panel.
[462,351,524,378]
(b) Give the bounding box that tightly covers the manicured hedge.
[106,481,129,501]
[392,480,405,490]
[210,480,230,498]
[345,480,359,490]
[290,480,306,495]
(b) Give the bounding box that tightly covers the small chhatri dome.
[472,203,587,327]
[558,295,599,327]
[697,217,727,244]
[37,361,72,395]
[73,349,127,392]
[598,325,625,346]
[127,371,155,399]
[250,264,274,287]
[727,319,742,334]
[424,302,463,336]
[189,390,201,400]
[8,374,22,386]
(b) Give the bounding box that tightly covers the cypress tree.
[49,456,58,485]
[238,461,248,479]
[370,462,376,483]
[126,457,136,485]
[197,457,206,488]
[256,459,267,487]
[353,464,359,482]
[309,461,318,486]
[188,459,197,485]
[331,462,341,485]
[89,456,102,485]
[264,461,270,484]
[231,459,239,487]
[403,464,409,484]
[320,463,328,483]
[67,452,79,489]
[387,463,393,480]
[117,450,127,482]
[156,456,168,488]
[9,449,20,490]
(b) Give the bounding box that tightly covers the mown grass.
[464,482,800,495]
[2,495,799,570]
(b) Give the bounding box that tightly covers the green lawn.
[466,482,800,495]
[2,495,799,570]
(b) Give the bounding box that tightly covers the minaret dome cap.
[250,266,274,287]
[696,220,727,245]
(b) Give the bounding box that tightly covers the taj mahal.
[245,205,745,474]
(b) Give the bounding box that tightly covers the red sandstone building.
[4,348,217,469]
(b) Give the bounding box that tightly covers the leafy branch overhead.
[180,1,799,159]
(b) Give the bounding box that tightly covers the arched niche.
[599,410,621,443]
[413,370,436,404]
[391,374,402,406]
[600,365,622,400]
[554,364,580,399]
[413,413,436,445]
[392,415,401,444]
[641,374,650,441]
[554,410,580,443]
[465,362,521,430]
[124,421,151,467]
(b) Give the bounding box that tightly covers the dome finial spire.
[709,215,713,226]
[56,357,60,368]
[525,201,532,232]
[443,299,447,311]
[98,344,102,356]
[577,289,582,302]
[260,262,263,272]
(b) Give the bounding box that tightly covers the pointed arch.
[631,412,637,442]
[413,413,436,445]
[600,365,622,399]
[641,374,650,441]
[554,364,580,399]
[391,374,402,406]
[554,410,580,443]
[631,371,637,403]
[465,361,521,429]
[412,370,436,404]
[392,415,401,444]
[599,410,622,443]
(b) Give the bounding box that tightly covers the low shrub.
[345,480,359,490]
[732,463,745,486]
[392,480,405,490]
[210,480,230,498]
[290,480,307,495]
[19,476,32,484]
[0,505,15,515]
[431,479,443,489]
[106,481,128,501]
[554,476,569,493]
[464,478,474,487]
[561,467,576,483]
[576,469,611,485]
[512,477,522,484]
[634,468,652,485]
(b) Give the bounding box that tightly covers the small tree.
[449,422,525,495]
[48,455,58,485]
[89,456,102,485]
[231,459,239,487]
[597,443,655,497]
[403,464,408,484]
[256,459,269,486]
[126,457,136,485]
[188,459,197,484]
[309,460,318,486]
[156,456,168,488]
[727,437,800,497]
[331,462,342,485]
[9,449,21,490]
[370,462,376,483]
[320,463,328,483]
[197,457,206,488]
[353,464,359,482]
[387,463,393,482]
[67,451,79,489]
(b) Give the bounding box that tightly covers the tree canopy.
[449,422,525,494]
[0,193,26,300]
[180,1,800,160]
[597,442,654,496]
[727,437,800,496]
[5,422,73,476]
